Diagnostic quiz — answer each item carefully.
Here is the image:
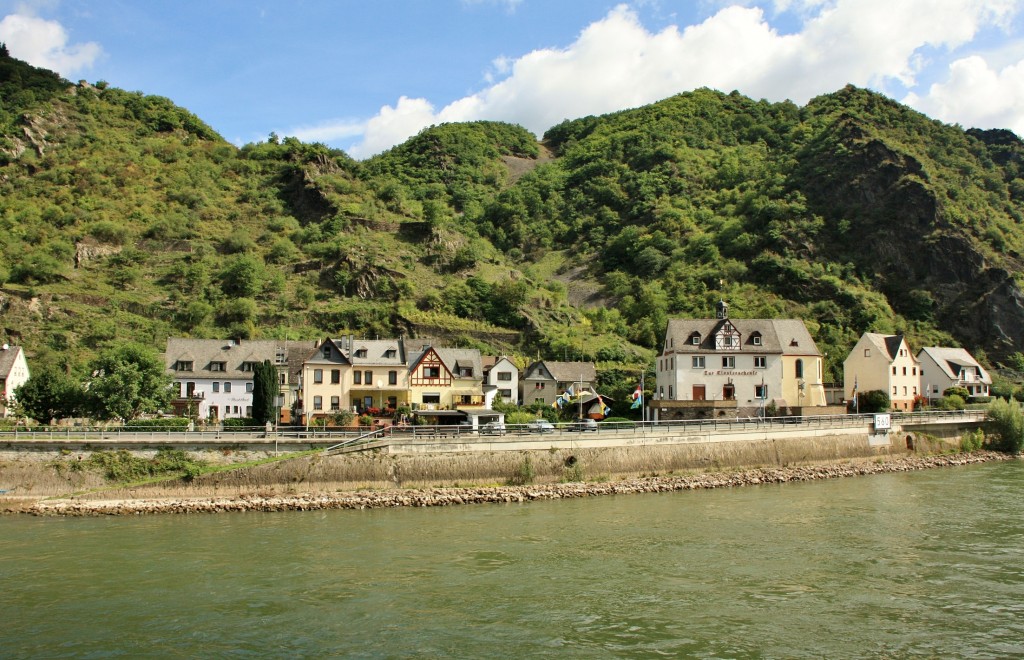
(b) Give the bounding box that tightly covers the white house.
[916,347,991,400]
[0,344,30,418]
[483,356,519,405]
[655,302,826,418]
[165,338,312,422]
[843,333,921,411]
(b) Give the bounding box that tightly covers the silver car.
[526,419,555,433]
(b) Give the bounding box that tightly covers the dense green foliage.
[12,368,86,422]
[87,344,173,420]
[856,390,890,413]
[2,49,1024,392]
[251,360,280,425]
[986,399,1024,453]
[87,448,207,482]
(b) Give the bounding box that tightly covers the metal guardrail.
[0,410,987,447]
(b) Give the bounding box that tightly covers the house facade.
[483,356,520,405]
[917,347,991,400]
[843,333,921,411]
[520,361,598,407]
[654,302,826,418]
[301,338,352,422]
[407,346,484,410]
[165,338,312,422]
[0,344,30,418]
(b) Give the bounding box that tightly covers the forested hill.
[2,47,1024,387]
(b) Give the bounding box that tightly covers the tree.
[13,369,86,422]
[856,389,890,413]
[986,398,1024,453]
[251,360,279,425]
[88,344,173,421]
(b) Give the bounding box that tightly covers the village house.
[0,343,30,418]
[407,345,484,411]
[483,356,520,405]
[164,338,314,422]
[843,333,921,411]
[520,360,598,407]
[300,336,411,423]
[916,347,991,401]
[654,302,827,419]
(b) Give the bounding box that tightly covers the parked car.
[481,421,506,435]
[527,419,555,433]
[573,418,598,432]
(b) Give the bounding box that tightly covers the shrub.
[222,417,257,428]
[935,394,965,410]
[856,390,891,413]
[124,417,190,430]
[561,463,585,483]
[943,386,971,399]
[87,448,206,482]
[959,428,985,452]
[986,399,1024,453]
[507,455,535,486]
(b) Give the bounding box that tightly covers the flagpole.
[641,371,645,425]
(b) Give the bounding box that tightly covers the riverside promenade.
[0,410,986,454]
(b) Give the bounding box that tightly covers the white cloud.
[0,12,102,76]
[302,0,1022,157]
[904,55,1024,136]
[284,118,366,144]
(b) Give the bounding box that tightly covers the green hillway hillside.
[2,48,1024,398]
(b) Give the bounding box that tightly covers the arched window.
[795,359,804,379]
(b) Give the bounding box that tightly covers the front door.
[723,384,735,400]
[693,385,706,401]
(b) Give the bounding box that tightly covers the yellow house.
[407,346,484,410]
[843,333,921,411]
[301,338,351,422]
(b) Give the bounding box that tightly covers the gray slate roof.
[918,347,991,384]
[663,318,821,356]
[0,345,25,378]
[165,338,313,379]
[524,360,597,383]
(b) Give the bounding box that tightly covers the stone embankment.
[24,452,1010,517]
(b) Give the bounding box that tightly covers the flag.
[630,384,643,410]
[597,395,611,417]
[851,376,858,405]
[552,395,564,409]
[564,383,575,399]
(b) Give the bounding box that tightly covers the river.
[4,460,1023,658]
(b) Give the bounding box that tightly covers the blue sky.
[2,1,1024,158]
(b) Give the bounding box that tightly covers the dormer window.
[458,367,473,377]
[751,333,762,346]
[175,360,193,372]
[209,361,226,372]
[384,349,397,358]
[322,345,332,359]
[355,349,368,358]
[690,333,701,346]
[240,361,258,372]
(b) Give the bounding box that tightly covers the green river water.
[3,460,1023,658]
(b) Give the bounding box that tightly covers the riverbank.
[16,451,1011,517]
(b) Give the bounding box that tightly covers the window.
[176,361,193,372]
[276,350,286,365]
[241,361,257,372]
[499,389,512,399]
[913,386,917,395]
[355,348,368,358]
[331,369,340,384]
[754,356,766,368]
[691,334,701,345]
[212,382,220,393]
[322,346,332,359]
[668,385,674,399]
[389,370,398,385]
[755,384,768,399]
[535,398,545,404]
[425,366,441,378]
[384,349,397,358]
[245,382,253,393]
[912,367,917,376]
[364,370,373,384]
[903,386,908,396]
[722,356,735,369]
[892,386,897,395]
[354,371,361,385]
[313,396,323,410]
[209,361,225,372]
[224,382,231,393]
[752,334,762,346]
[692,356,705,369]
[892,366,897,375]
[423,394,441,404]
[330,396,340,411]
[279,373,286,385]
[497,372,512,381]
[314,369,323,384]
[245,406,252,417]
[902,367,907,376]
[864,349,871,357]
[185,382,196,397]
[458,367,473,377]
[796,359,804,379]
[659,386,664,398]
